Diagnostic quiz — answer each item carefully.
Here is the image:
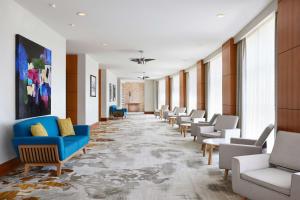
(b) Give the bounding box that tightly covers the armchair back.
[254,124,274,146]
[270,131,300,171]
[214,115,239,131]
[208,114,221,125]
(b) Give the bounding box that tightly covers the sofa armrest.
[221,128,241,139]
[199,125,215,133]
[230,138,257,145]
[219,144,262,170]
[74,125,90,137]
[12,137,64,159]
[232,154,270,174]
[291,172,300,200]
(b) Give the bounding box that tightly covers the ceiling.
[15,0,272,79]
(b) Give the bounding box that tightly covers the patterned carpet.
[0,114,240,200]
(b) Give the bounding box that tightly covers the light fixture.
[76,12,87,16]
[102,43,108,47]
[69,23,76,27]
[48,3,56,8]
[217,13,225,18]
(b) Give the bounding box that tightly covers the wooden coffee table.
[180,123,191,137]
[168,116,177,127]
[203,138,229,165]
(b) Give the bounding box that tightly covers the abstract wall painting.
[16,34,52,119]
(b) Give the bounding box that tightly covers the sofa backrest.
[214,115,239,131]
[270,131,300,171]
[13,116,60,137]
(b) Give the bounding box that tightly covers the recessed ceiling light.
[48,3,56,8]
[217,13,225,18]
[102,43,108,47]
[76,12,87,16]
[69,23,75,27]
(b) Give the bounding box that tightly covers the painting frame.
[15,34,52,119]
[90,75,96,97]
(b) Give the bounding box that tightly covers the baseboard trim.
[100,117,109,121]
[0,158,20,176]
[144,112,154,114]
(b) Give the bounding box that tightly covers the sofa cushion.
[241,167,292,195]
[31,123,48,136]
[255,124,274,146]
[270,131,300,171]
[13,116,60,137]
[58,118,75,137]
[201,132,222,138]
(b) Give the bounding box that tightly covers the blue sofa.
[12,116,90,176]
[109,105,128,118]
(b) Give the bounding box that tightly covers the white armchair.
[191,113,220,141]
[163,107,178,120]
[154,105,169,119]
[232,131,300,200]
[219,124,274,178]
[196,115,240,155]
[176,110,205,126]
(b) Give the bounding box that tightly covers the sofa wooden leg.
[83,147,87,154]
[224,169,229,180]
[193,136,196,141]
[24,164,30,175]
[56,164,62,176]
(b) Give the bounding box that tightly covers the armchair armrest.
[230,138,257,145]
[291,172,300,200]
[219,144,262,169]
[180,116,191,121]
[232,154,270,174]
[192,117,205,123]
[12,136,64,159]
[221,128,241,139]
[199,125,215,133]
[74,125,90,136]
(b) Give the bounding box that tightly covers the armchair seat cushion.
[201,132,221,138]
[241,168,292,196]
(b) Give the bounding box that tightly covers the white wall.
[0,0,66,164]
[101,69,118,118]
[77,54,99,125]
[144,80,156,112]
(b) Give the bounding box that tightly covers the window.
[158,79,166,109]
[171,74,180,108]
[207,53,222,119]
[243,14,275,152]
[187,67,197,113]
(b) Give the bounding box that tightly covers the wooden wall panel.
[179,70,187,107]
[222,38,237,115]
[277,0,300,54]
[66,55,78,124]
[165,76,171,109]
[197,60,206,110]
[277,0,300,132]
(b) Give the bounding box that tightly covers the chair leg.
[83,147,87,154]
[193,136,196,141]
[24,164,30,176]
[56,163,62,176]
[202,144,206,157]
[224,169,229,180]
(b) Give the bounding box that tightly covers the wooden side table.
[202,138,229,165]
[169,116,177,127]
[180,123,191,137]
